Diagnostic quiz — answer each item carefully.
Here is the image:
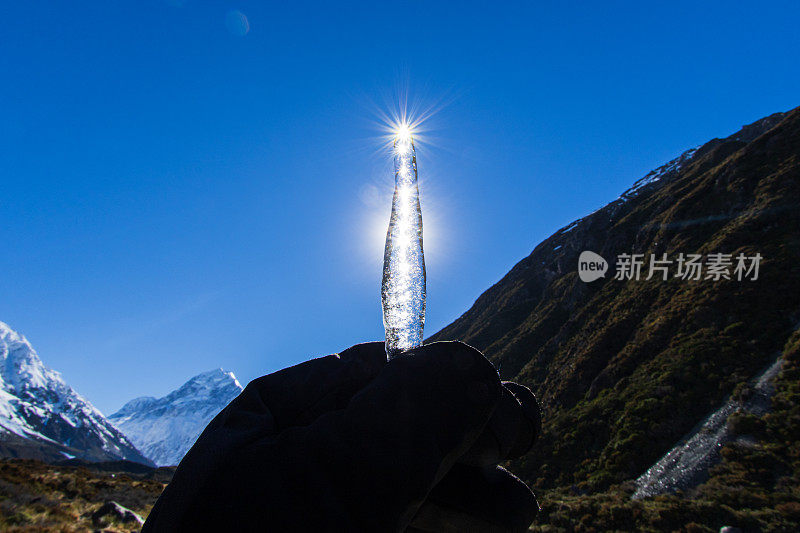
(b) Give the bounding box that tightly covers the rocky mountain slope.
[110,369,242,466]
[0,322,152,466]
[429,107,800,492]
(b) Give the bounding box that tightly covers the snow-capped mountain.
[110,368,243,466]
[0,321,152,465]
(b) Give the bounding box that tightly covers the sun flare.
[395,122,412,144]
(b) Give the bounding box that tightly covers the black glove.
[143,341,540,532]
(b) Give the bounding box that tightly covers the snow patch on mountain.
[110,368,243,466]
[0,321,152,465]
[620,146,699,201]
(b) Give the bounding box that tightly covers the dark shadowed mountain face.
[429,108,800,490]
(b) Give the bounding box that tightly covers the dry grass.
[0,459,170,532]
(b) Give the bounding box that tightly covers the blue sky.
[1,1,798,414]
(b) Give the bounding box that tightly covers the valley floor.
[2,458,798,533]
[0,459,172,532]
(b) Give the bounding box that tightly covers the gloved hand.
[143,341,540,532]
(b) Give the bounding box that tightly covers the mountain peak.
[0,320,55,392]
[186,368,241,389]
[110,367,244,466]
[0,321,153,466]
[0,320,23,341]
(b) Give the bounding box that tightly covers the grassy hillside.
[530,330,800,532]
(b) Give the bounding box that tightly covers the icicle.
[381,126,426,358]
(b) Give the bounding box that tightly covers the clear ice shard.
[381,131,426,358]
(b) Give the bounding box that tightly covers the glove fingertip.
[502,381,541,457]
